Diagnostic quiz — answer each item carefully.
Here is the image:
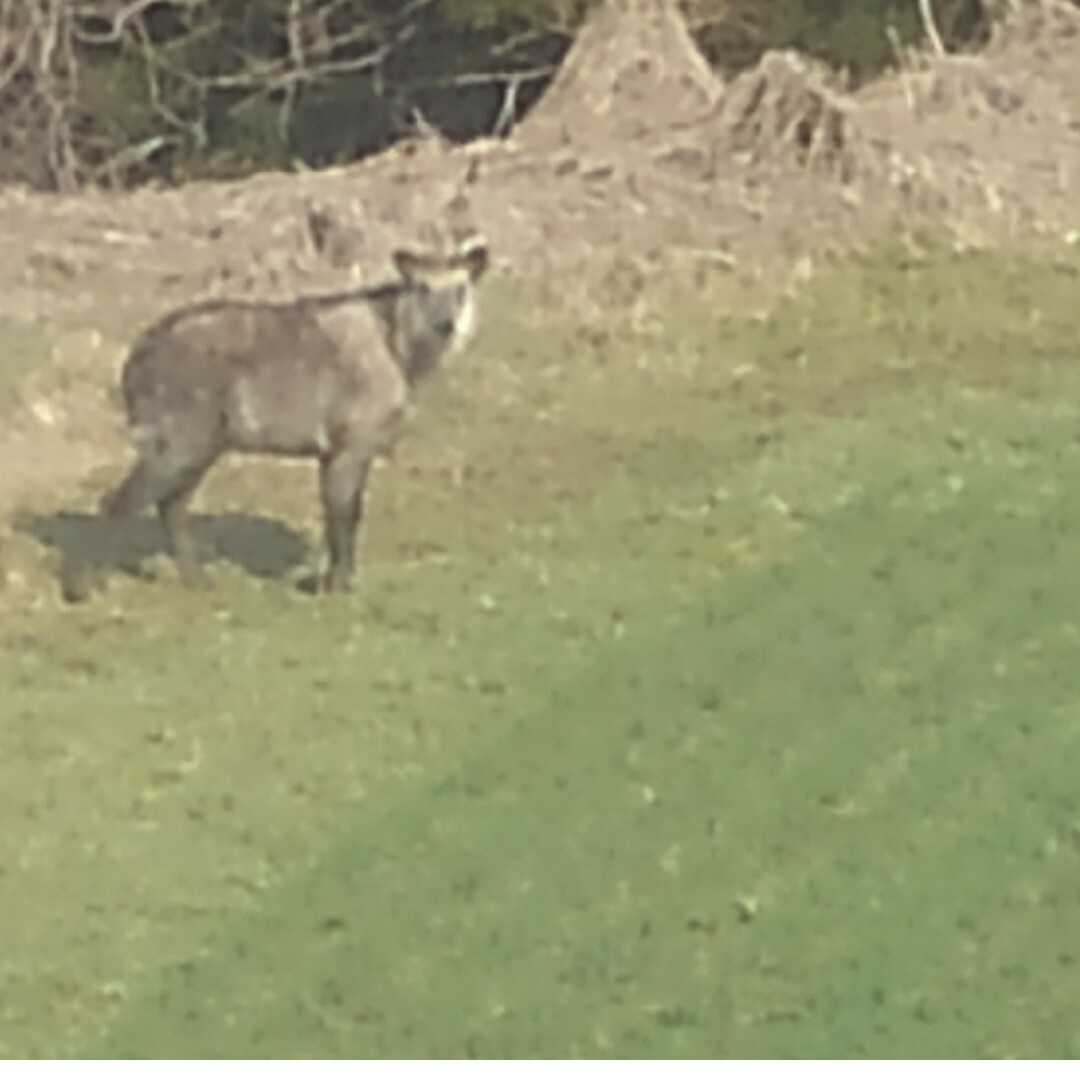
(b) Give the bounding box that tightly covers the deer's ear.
[459,242,490,283]
[393,249,424,283]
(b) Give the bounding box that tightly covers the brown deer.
[102,237,490,593]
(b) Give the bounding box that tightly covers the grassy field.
[2,238,1080,1057]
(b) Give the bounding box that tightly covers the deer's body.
[103,241,490,593]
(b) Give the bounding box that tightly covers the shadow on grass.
[16,510,312,595]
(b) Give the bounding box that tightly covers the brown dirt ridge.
[1,0,1080,535]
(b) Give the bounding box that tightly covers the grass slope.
[98,412,1080,1057]
[1,239,1079,1057]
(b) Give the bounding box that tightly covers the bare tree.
[0,0,575,190]
[0,0,430,189]
[0,0,78,190]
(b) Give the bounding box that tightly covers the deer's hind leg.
[156,462,218,587]
[101,454,167,519]
[103,428,221,586]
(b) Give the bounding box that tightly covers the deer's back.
[125,298,378,404]
[121,294,406,455]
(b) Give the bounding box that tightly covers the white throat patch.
[448,290,478,355]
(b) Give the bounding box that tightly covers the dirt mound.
[517,0,720,149]
[0,0,1077,316]
[676,50,888,186]
[854,3,1080,243]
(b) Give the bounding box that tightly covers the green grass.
[3,239,1080,1057]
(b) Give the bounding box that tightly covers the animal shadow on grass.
[16,510,312,600]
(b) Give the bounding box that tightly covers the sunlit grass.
[2,239,1080,1057]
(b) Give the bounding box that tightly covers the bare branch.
[418,65,557,91]
[39,0,79,191]
[493,75,521,137]
[0,0,38,94]
[141,19,416,93]
[85,133,171,184]
[278,0,306,143]
[130,15,200,138]
[71,0,160,43]
[917,0,946,55]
